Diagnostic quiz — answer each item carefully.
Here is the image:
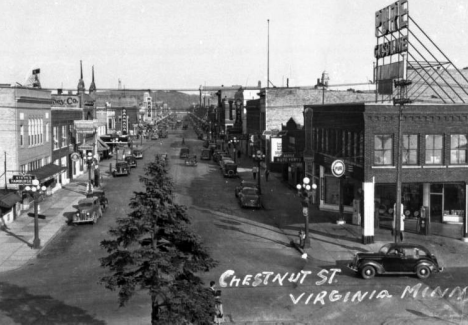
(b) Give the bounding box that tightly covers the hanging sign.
[331,160,346,178]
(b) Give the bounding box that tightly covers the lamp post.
[252,150,265,195]
[296,177,317,249]
[220,130,225,151]
[24,179,47,249]
[229,137,239,163]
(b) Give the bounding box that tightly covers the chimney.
[57,89,63,95]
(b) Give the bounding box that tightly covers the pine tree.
[99,154,217,324]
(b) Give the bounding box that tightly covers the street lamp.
[229,137,239,163]
[296,177,317,249]
[24,179,47,249]
[86,151,94,188]
[252,150,265,195]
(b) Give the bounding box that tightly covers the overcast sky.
[1,0,466,91]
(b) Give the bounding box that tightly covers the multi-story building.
[0,85,66,223]
[303,102,468,243]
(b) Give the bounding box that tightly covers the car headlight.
[86,212,90,216]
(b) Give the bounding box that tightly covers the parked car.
[201,149,211,160]
[112,161,131,177]
[238,187,262,208]
[235,180,259,197]
[348,243,443,280]
[74,197,102,224]
[180,147,190,158]
[86,189,109,212]
[151,133,159,140]
[133,149,144,159]
[222,160,238,178]
[125,156,137,168]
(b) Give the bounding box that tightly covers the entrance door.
[430,194,443,223]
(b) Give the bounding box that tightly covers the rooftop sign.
[374,0,408,59]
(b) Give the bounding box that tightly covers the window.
[374,135,393,165]
[403,134,418,165]
[46,123,50,142]
[53,126,58,150]
[450,134,467,164]
[425,135,443,164]
[61,125,67,147]
[20,125,23,146]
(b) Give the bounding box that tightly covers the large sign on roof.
[374,0,408,59]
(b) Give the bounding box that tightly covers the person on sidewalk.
[210,281,224,324]
[392,203,405,241]
[265,169,270,182]
[252,166,258,180]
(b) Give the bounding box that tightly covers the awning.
[30,164,67,183]
[0,193,21,208]
[97,138,110,152]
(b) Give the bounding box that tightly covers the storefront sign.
[9,174,36,184]
[122,108,128,134]
[331,160,345,178]
[51,95,80,108]
[270,137,282,161]
[274,157,302,163]
[75,120,97,134]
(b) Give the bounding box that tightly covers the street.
[0,124,467,324]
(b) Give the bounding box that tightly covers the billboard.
[374,0,408,60]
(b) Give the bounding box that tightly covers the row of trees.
[99,154,218,324]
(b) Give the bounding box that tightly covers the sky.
[0,0,467,92]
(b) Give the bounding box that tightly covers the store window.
[324,176,356,206]
[450,134,467,164]
[403,134,418,165]
[374,135,393,165]
[443,184,465,217]
[425,134,443,164]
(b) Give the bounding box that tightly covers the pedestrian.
[252,166,258,180]
[392,203,405,241]
[210,281,224,324]
[265,169,270,182]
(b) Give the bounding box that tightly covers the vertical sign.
[122,108,128,134]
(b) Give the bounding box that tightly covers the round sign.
[331,160,346,178]
[70,152,81,162]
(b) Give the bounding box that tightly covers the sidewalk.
[0,158,111,273]
[232,147,468,269]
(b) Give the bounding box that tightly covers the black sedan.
[238,187,262,209]
[348,243,443,280]
[235,180,259,198]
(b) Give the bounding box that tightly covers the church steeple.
[77,60,85,93]
[89,65,96,93]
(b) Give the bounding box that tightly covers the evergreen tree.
[100,154,217,324]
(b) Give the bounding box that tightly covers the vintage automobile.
[238,187,262,208]
[180,147,190,158]
[200,149,211,160]
[151,133,159,140]
[124,156,137,168]
[235,180,259,197]
[86,189,109,212]
[74,197,102,224]
[132,149,144,159]
[112,161,131,177]
[185,155,198,166]
[348,243,443,280]
[222,160,238,178]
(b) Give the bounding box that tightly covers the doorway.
[430,194,443,223]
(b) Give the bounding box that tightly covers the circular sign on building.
[331,160,346,178]
[70,152,81,162]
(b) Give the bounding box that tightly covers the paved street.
[0,124,467,324]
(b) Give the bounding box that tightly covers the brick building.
[0,86,67,224]
[304,102,468,243]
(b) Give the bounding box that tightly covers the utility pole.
[393,53,411,243]
[267,19,270,89]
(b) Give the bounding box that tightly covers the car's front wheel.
[416,265,431,279]
[361,265,376,279]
